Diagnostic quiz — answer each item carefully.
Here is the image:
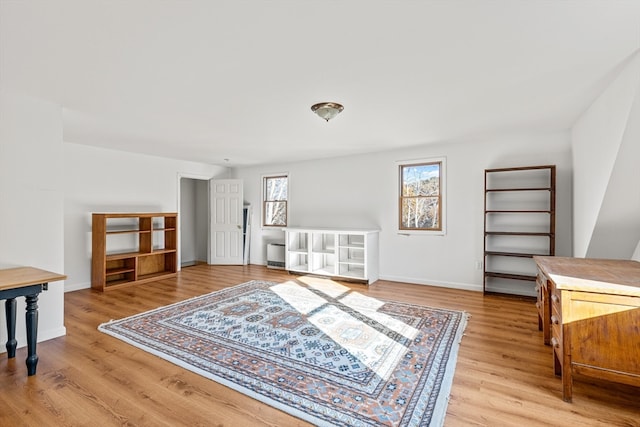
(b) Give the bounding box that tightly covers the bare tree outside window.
[399,161,442,231]
[263,175,288,226]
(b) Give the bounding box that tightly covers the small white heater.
[266,243,285,269]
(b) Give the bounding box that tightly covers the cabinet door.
[209,179,244,265]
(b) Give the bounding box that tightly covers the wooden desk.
[0,267,66,376]
[534,256,640,402]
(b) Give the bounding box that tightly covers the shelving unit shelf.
[483,165,555,296]
[92,212,178,291]
[284,227,379,284]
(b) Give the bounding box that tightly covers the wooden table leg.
[25,293,39,376]
[5,298,17,358]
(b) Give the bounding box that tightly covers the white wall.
[0,92,66,347]
[63,143,228,291]
[234,131,572,291]
[571,52,640,258]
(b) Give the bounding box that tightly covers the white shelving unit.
[284,227,379,284]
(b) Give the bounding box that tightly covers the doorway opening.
[179,177,209,268]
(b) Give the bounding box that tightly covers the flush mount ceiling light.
[311,102,344,122]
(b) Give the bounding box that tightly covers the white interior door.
[209,179,244,265]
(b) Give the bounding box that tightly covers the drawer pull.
[551,337,560,348]
[551,315,559,325]
[551,294,559,303]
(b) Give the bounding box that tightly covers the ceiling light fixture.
[311,102,344,122]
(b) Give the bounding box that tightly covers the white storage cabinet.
[284,227,379,284]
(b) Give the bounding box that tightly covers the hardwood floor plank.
[0,264,638,426]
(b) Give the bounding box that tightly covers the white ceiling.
[2,1,639,166]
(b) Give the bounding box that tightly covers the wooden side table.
[0,266,66,376]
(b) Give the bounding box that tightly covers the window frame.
[397,157,446,235]
[262,173,289,228]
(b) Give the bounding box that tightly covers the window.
[398,159,445,233]
[263,174,288,227]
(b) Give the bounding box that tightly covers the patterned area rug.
[99,277,468,426]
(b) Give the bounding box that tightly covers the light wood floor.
[1,264,638,426]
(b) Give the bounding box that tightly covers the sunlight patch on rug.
[98,278,468,426]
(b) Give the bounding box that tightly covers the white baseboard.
[39,326,67,343]
[378,274,483,292]
[65,282,91,292]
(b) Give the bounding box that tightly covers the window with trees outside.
[263,174,288,227]
[399,159,445,233]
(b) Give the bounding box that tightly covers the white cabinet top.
[283,227,380,234]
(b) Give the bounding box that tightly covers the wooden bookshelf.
[483,165,556,296]
[91,212,177,291]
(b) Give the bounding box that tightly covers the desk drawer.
[550,285,562,322]
[552,312,562,333]
[535,276,546,313]
[551,324,562,357]
[552,300,561,321]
